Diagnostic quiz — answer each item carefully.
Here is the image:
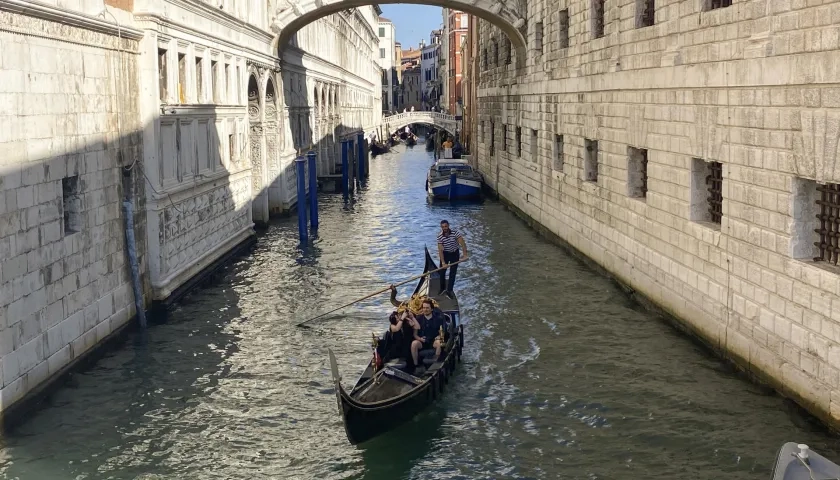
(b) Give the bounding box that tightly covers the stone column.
[249,69,269,224]
[265,75,282,215]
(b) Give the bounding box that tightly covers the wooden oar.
[296,259,467,327]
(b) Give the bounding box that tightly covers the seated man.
[410,299,445,366]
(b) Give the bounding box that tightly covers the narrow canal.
[2,142,840,480]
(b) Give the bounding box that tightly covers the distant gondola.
[425,135,435,151]
[328,248,464,445]
[405,135,417,147]
[370,142,390,156]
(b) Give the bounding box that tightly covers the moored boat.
[405,135,417,146]
[328,248,464,445]
[426,158,483,200]
[770,443,840,479]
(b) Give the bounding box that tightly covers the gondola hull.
[328,248,464,445]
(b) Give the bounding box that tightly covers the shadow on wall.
[0,99,267,426]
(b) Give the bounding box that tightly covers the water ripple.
[1,142,839,480]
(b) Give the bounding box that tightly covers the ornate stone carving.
[251,128,264,193]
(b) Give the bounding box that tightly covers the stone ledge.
[151,226,256,306]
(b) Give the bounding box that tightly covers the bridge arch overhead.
[273,0,527,69]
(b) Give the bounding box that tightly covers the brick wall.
[475,0,840,427]
[0,11,145,410]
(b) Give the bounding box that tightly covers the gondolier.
[437,220,468,297]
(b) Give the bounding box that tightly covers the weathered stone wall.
[0,7,146,410]
[475,0,840,427]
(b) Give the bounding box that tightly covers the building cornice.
[164,0,273,42]
[134,13,278,69]
[283,46,375,89]
[0,0,144,40]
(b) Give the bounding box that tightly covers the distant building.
[377,17,397,112]
[445,10,469,114]
[421,30,442,110]
[397,46,421,110]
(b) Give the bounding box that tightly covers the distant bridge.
[383,111,458,136]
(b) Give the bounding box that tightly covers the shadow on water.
[356,408,447,480]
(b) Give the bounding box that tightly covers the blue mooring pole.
[449,171,457,201]
[356,133,365,179]
[307,150,319,232]
[341,140,349,197]
[295,156,308,244]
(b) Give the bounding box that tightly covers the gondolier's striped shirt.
[437,230,463,252]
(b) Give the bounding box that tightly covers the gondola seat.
[420,349,439,366]
[385,358,408,370]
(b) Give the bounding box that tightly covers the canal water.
[2,142,840,480]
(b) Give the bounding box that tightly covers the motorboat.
[426,158,483,200]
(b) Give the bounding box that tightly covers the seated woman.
[410,299,445,366]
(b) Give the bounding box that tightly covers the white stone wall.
[474,0,840,427]
[136,0,278,300]
[0,5,146,411]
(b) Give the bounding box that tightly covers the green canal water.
[1,143,839,479]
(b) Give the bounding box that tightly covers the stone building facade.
[0,0,380,414]
[0,0,147,412]
[472,0,840,427]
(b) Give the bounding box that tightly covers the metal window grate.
[706,161,723,223]
[640,150,649,197]
[710,0,732,9]
[814,183,840,265]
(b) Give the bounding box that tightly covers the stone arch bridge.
[383,111,458,136]
[271,0,527,68]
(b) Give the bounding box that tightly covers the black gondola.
[328,248,464,445]
[425,135,435,151]
[405,135,417,147]
[370,142,390,156]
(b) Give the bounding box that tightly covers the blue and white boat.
[426,158,483,200]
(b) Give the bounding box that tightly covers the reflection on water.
[2,141,840,480]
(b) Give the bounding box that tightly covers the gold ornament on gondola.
[396,294,439,315]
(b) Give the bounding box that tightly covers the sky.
[379,5,443,50]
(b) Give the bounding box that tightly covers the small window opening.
[690,158,723,227]
[177,53,187,104]
[627,147,648,199]
[535,22,544,53]
[502,125,508,152]
[210,60,219,103]
[158,48,168,103]
[636,0,655,28]
[554,134,564,171]
[585,139,598,182]
[504,39,512,65]
[703,0,732,11]
[515,127,522,157]
[592,0,605,38]
[195,57,204,103]
[813,183,840,264]
[558,9,570,49]
[490,122,495,156]
[62,175,81,236]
